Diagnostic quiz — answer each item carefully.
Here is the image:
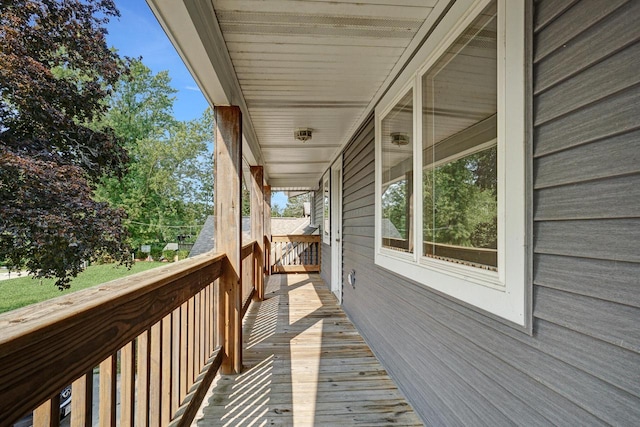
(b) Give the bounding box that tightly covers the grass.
[0,262,165,314]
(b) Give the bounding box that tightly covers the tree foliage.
[423,147,497,248]
[0,0,131,288]
[382,147,497,249]
[94,60,213,248]
[283,192,310,218]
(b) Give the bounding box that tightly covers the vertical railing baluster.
[161,315,172,425]
[149,322,162,427]
[188,297,195,386]
[120,342,135,427]
[194,293,201,378]
[200,289,206,370]
[98,354,117,426]
[179,301,188,404]
[171,308,181,416]
[136,330,150,427]
[33,394,60,427]
[71,370,93,427]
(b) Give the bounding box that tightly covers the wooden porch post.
[264,185,272,275]
[214,106,243,375]
[250,166,265,300]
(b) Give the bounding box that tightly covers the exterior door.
[331,158,343,303]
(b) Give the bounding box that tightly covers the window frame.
[374,0,527,326]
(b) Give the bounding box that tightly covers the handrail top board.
[0,251,226,347]
[271,235,321,243]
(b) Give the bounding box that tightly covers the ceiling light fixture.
[294,128,313,142]
[390,132,410,146]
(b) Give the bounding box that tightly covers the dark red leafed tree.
[0,0,132,288]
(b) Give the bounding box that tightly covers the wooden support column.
[214,106,243,375]
[250,166,265,300]
[263,184,272,276]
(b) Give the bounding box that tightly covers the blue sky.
[105,0,288,208]
[105,1,208,122]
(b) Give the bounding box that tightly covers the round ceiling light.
[294,128,313,142]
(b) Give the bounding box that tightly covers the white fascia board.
[145,0,263,172]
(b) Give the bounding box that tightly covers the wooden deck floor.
[193,273,422,426]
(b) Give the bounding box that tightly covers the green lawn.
[0,262,165,314]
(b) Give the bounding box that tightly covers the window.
[422,2,498,270]
[375,0,526,326]
[322,172,330,245]
[381,88,414,255]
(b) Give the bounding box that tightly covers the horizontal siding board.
[534,0,640,94]
[534,129,640,189]
[343,131,374,172]
[534,286,640,353]
[534,254,640,308]
[534,42,640,125]
[343,225,374,237]
[343,169,374,196]
[343,117,374,158]
[343,163,375,197]
[342,205,375,221]
[533,0,628,62]
[534,219,640,262]
[343,148,374,182]
[533,0,579,33]
[533,84,640,157]
[344,275,519,426]
[345,266,618,425]
[534,174,640,220]
[398,301,602,425]
[343,215,375,228]
[321,242,331,286]
[403,285,640,425]
[343,182,374,206]
[342,191,374,212]
[534,319,640,398]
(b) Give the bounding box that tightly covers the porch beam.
[214,105,243,375]
[250,166,265,300]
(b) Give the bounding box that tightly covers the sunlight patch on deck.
[290,319,322,425]
[193,273,423,426]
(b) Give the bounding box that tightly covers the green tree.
[382,181,408,237]
[271,203,283,217]
[0,0,131,288]
[95,61,213,248]
[283,193,310,217]
[423,147,497,248]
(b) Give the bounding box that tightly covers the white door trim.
[331,157,343,303]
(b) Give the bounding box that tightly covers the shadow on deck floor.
[193,273,422,426]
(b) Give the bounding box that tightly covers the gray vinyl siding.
[315,185,332,288]
[339,1,640,425]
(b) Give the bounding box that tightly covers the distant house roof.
[189,216,317,258]
[271,217,316,236]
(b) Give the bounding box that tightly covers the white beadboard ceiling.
[148,0,446,189]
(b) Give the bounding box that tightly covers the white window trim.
[374,0,526,326]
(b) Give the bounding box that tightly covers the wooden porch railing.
[271,234,321,273]
[0,240,264,427]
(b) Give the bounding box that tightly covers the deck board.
[193,273,423,426]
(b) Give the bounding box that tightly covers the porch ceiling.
[147,0,447,190]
